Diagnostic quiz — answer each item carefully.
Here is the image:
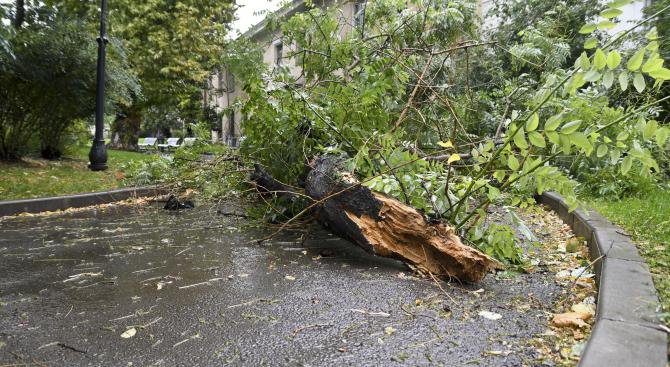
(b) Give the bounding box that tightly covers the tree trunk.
[285,157,502,283]
[13,0,25,29]
[109,108,142,151]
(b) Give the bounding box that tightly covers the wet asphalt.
[0,203,563,366]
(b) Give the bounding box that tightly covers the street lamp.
[89,0,109,171]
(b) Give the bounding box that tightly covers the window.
[354,1,366,28]
[226,71,235,93]
[275,42,283,66]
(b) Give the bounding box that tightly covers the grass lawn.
[587,187,670,323]
[0,146,154,200]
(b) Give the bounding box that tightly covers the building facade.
[203,0,372,146]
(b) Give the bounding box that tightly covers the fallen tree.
[253,157,502,283]
[225,1,668,284]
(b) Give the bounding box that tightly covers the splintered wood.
[345,194,502,282]
[304,157,502,283]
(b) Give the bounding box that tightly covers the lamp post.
[89,0,109,171]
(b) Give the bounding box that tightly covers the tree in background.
[486,0,603,64]
[0,5,139,160]
[44,0,237,149]
[646,0,670,125]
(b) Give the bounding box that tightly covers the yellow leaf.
[551,312,589,328]
[437,141,453,148]
[121,328,137,339]
[447,154,461,164]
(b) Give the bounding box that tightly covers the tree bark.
[109,108,142,151]
[13,0,25,29]
[300,156,502,283]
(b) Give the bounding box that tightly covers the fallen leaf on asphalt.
[284,275,296,281]
[565,238,581,253]
[478,310,503,320]
[351,309,391,317]
[570,303,595,321]
[121,328,137,339]
[62,272,103,283]
[384,326,396,335]
[555,270,571,279]
[551,312,589,328]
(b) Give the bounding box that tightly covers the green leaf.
[645,27,658,40]
[616,131,629,141]
[621,156,633,175]
[579,52,591,70]
[593,49,607,70]
[627,49,645,71]
[569,132,593,155]
[507,155,520,170]
[579,23,597,34]
[560,120,582,135]
[609,148,621,164]
[546,131,561,145]
[513,127,528,149]
[607,50,621,69]
[643,120,658,140]
[618,71,629,91]
[603,70,614,89]
[584,38,598,49]
[596,144,608,158]
[656,127,669,147]
[607,0,631,8]
[649,67,670,80]
[633,73,646,92]
[560,135,572,154]
[647,41,659,52]
[600,8,623,19]
[584,70,602,82]
[526,113,539,132]
[569,72,586,94]
[528,132,546,148]
[493,170,506,182]
[597,20,616,30]
[642,55,663,73]
[545,114,562,131]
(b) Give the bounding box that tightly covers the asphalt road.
[0,203,564,366]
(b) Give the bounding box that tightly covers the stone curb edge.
[538,192,667,367]
[0,186,169,217]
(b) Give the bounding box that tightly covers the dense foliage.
[218,0,669,264]
[0,12,138,160]
[48,0,237,148]
[0,0,236,157]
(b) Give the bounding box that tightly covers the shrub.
[0,17,138,161]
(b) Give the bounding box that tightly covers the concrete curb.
[0,187,168,217]
[538,192,667,367]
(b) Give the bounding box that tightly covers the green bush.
[120,155,173,186]
[0,17,138,161]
